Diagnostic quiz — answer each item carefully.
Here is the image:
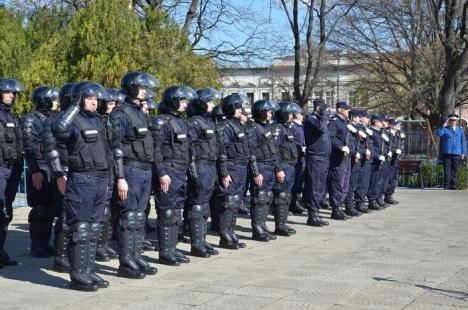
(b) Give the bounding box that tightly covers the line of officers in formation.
[0,72,405,291]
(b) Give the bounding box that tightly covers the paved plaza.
[0,189,467,309]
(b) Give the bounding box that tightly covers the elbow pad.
[249,155,260,177]
[114,148,125,179]
[45,149,64,178]
[217,153,229,178]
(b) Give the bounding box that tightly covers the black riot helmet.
[98,88,125,114]
[160,85,197,112]
[189,87,222,116]
[32,86,60,111]
[0,78,26,105]
[211,105,225,123]
[220,93,248,119]
[275,101,301,123]
[252,100,274,122]
[120,71,160,99]
[71,81,108,107]
[59,82,77,109]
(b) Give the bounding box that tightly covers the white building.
[220,52,361,109]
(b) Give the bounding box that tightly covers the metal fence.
[398,120,468,189]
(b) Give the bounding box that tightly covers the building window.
[281,92,290,101]
[262,92,270,100]
[246,92,254,105]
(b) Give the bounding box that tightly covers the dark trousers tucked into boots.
[68,222,97,292]
[53,211,70,273]
[273,192,295,236]
[189,205,210,258]
[218,194,244,249]
[157,209,180,266]
[251,190,270,242]
[96,206,117,262]
[118,212,146,278]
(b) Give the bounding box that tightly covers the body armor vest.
[120,105,154,164]
[67,114,109,172]
[224,119,249,162]
[253,122,277,162]
[275,123,298,164]
[158,115,189,163]
[0,111,23,164]
[189,115,218,161]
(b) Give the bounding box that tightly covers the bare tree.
[278,0,357,107]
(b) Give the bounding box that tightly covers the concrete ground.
[0,189,467,310]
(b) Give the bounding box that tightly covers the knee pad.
[158,209,177,226]
[72,222,90,244]
[225,195,241,211]
[274,192,288,206]
[188,205,204,220]
[135,212,146,229]
[202,203,210,220]
[254,190,269,205]
[89,223,101,242]
[122,212,138,231]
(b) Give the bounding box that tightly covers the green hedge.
[399,163,468,189]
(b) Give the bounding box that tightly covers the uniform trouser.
[385,158,399,195]
[187,164,217,207]
[367,163,383,201]
[380,161,391,197]
[154,167,187,212]
[64,172,108,225]
[328,157,352,209]
[273,163,296,194]
[442,154,461,189]
[303,155,329,215]
[249,162,276,206]
[345,158,363,204]
[290,156,305,208]
[355,160,371,203]
[0,162,22,258]
[27,164,59,251]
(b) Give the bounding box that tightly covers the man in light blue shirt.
[436,114,467,189]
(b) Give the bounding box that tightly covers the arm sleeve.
[152,118,169,178]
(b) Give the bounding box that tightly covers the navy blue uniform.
[56,111,110,224]
[328,115,352,210]
[367,127,385,201]
[355,126,373,204]
[379,128,392,199]
[214,117,250,248]
[0,106,23,266]
[290,120,305,210]
[344,124,366,204]
[303,112,331,215]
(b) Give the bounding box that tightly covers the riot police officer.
[272,101,300,236]
[51,81,110,291]
[184,87,222,258]
[213,94,251,249]
[42,82,77,272]
[110,72,159,278]
[303,99,330,227]
[22,86,60,258]
[95,89,124,262]
[290,108,306,214]
[0,78,25,268]
[378,116,392,208]
[152,86,194,266]
[249,100,281,242]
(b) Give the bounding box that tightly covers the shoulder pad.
[273,126,281,136]
[311,114,317,119]
[347,124,357,133]
[154,116,169,127]
[22,114,35,126]
[331,116,337,120]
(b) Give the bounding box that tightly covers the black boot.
[368,200,381,211]
[306,209,329,227]
[218,196,239,249]
[320,197,330,209]
[344,201,361,217]
[202,204,218,255]
[173,210,190,263]
[68,222,97,292]
[331,207,347,220]
[134,212,157,275]
[229,206,246,249]
[157,210,180,266]
[377,197,387,208]
[96,206,115,262]
[117,212,146,279]
[251,203,270,242]
[53,212,70,273]
[88,223,109,288]
[273,193,294,237]
[384,194,399,205]
[29,220,51,258]
[0,222,16,266]
[354,201,369,214]
[189,205,210,258]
